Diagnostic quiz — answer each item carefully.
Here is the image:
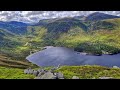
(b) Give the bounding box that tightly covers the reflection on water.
[26,47,120,67]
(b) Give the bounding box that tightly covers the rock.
[56,64,61,69]
[41,69,47,73]
[37,72,44,77]
[99,77,114,79]
[37,69,42,73]
[39,71,57,79]
[58,78,64,79]
[29,69,34,74]
[33,70,39,76]
[24,68,33,74]
[113,66,119,68]
[72,76,79,79]
[51,67,57,71]
[24,69,29,74]
[56,72,64,79]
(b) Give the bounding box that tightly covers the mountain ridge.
[85,12,120,21]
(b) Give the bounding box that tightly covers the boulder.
[58,78,64,79]
[99,77,114,79]
[29,69,34,74]
[33,70,39,76]
[113,66,119,68]
[56,72,64,79]
[37,72,44,77]
[41,69,47,73]
[39,71,57,79]
[72,76,79,79]
[24,69,29,74]
[37,69,42,73]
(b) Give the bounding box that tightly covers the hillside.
[88,18,120,30]
[0,21,28,35]
[55,65,120,79]
[0,54,34,69]
[1,12,120,61]
[1,12,120,79]
[45,17,88,33]
[0,66,35,79]
[85,12,120,21]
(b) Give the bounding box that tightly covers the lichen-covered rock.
[24,69,29,74]
[37,69,42,73]
[99,77,114,79]
[56,72,64,79]
[39,71,57,79]
[29,69,34,74]
[72,76,79,79]
[33,70,39,76]
[37,72,45,77]
[58,78,64,79]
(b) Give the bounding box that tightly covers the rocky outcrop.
[37,71,57,79]
[24,65,65,79]
[72,76,79,79]
[56,72,64,79]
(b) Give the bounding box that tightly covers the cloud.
[0,11,120,23]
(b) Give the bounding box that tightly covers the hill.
[85,12,120,21]
[0,21,28,35]
[1,12,120,61]
[0,54,34,69]
[89,18,120,30]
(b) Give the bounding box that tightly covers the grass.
[0,66,35,79]
[55,27,120,55]
[55,65,120,79]
[1,64,120,79]
[0,54,38,69]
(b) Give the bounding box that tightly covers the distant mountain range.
[1,12,120,59]
[85,12,120,21]
[0,12,120,35]
[0,21,28,35]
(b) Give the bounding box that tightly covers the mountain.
[88,18,120,30]
[7,21,28,26]
[35,17,88,33]
[33,18,62,26]
[85,12,120,21]
[1,12,120,59]
[73,15,86,21]
[0,21,28,35]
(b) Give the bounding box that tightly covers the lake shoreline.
[44,46,120,56]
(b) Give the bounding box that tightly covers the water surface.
[26,47,120,67]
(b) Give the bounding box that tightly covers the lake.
[26,47,120,67]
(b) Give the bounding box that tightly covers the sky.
[0,11,120,23]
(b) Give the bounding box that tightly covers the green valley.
[1,12,120,79]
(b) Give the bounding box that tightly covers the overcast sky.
[0,11,120,23]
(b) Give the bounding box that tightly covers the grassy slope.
[1,65,120,79]
[0,54,37,79]
[1,18,120,79]
[0,66,35,79]
[0,54,37,69]
[56,65,120,79]
[55,26,120,55]
[2,18,120,57]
